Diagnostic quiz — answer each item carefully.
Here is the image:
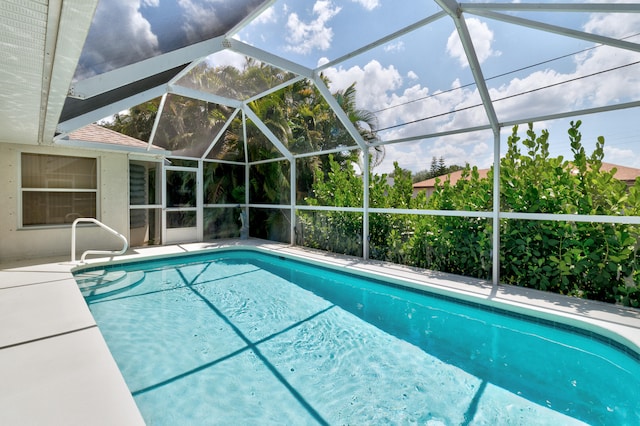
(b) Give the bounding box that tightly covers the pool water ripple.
[77,250,640,425]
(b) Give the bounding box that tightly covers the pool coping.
[2,238,640,424]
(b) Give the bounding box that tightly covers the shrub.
[303,123,640,306]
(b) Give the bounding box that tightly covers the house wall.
[412,187,435,198]
[0,142,130,262]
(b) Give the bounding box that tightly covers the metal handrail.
[71,218,129,263]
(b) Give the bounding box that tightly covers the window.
[21,153,97,226]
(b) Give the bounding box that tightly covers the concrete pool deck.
[2,239,640,425]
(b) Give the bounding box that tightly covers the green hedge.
[302,122,640,307]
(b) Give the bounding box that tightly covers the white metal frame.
[162,162,202,244]
[56,1,640,287]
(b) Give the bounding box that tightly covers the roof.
[413,169,490,190]
[66,124,150,149]
[413,162,640,190]
[595,162,640,183]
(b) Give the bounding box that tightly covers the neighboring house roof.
[413,162,640,191]
[594,162,640,183]
[413,168,490,191]
[65,124,151,149]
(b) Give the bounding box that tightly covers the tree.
[411,121,639,306]
[412,157,465,183]
[303,121,640,307]
[103,98,160,141]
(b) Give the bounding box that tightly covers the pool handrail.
[71,218,129,263]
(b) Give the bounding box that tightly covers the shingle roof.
[67,124,149,149]
[599,162,640,183]
[413,169,490,189]
[413,162,640,190]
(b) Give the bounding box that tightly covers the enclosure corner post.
[363,148,370,260]
[290,158,296,246]
[492,130,501,287]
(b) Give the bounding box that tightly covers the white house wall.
[0,143,129,262]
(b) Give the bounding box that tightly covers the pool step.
[75,270,145,300]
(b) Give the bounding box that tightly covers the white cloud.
[317,57,331,67]
[323,60,403,111]
[380,143,431,173]
[446,18,500,67]
[605,146,640,168]
[324,44,637,172]
[322,43,635,173]
[304,9,639,172]
[323,57,484,142]
[384,41,405,52]
[486,47,640,123]
[440,10,640,128]
[76,0,159,78]
[510,11,638,113]
[252,6,277,25]
[377,135,492,174]
[350,0,380,11]
[204,49,248,70]
[583,1,640,39]
[178,0,224,44]
[489,69,570,120]
[285,0,342,54]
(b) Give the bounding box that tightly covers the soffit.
[0,0,48,144]
[0,0,99,145]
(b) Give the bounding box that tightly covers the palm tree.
[104,98,160,141]
[333,81,384,169]
[153,95,233,157]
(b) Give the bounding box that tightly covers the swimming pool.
[75,248,640,425]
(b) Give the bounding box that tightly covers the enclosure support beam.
[228,39,314,79]
[169,85,243,109]
[57,84,168,135]
[468,9,640,54]
[243,111,250,236]
[491,131,501,287]
[363,149,370,260]
[147,93,168,149]
[68,36,225,100]
[437,0,502,288]
[312,76,369,150]
[291,160,297,246]
[436,0,500,131]
[316,11,447,73]
[243,107,293,161]
[201,108,241,159]
[197,159,204,242]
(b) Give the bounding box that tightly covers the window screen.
[21,154,97,226]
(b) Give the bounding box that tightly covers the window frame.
[19,152,100,229]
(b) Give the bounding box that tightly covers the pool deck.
[2,239,640,425]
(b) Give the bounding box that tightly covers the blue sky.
[80,0,640,174]
[237,0,640,173]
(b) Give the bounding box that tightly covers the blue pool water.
[75,249,640,425]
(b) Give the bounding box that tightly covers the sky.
[237,0,640,173]
[78,0,640,175]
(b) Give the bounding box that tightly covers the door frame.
[162,161,203,244]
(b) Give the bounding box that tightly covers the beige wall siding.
[0,143,130,262]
